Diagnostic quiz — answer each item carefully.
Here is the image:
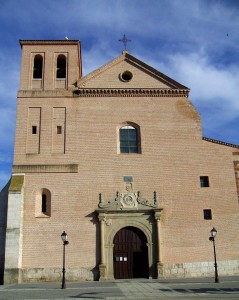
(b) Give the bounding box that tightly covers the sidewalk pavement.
[0,276,239,299]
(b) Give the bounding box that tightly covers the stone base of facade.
[157,262,164,278]
[162,260,239,278]
[4,268,21,284]
[98,264,107,281]
[4,260,239,284]
[4,267,97,284]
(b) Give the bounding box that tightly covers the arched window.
[119,124,140,153]
[35,188,51,217]
[56,55,66,78]
[33,55,43,79]
[41,193,47,213]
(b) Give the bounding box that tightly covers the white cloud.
[150,50,239,143]
[164,52,239,113]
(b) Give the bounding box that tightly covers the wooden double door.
[113,226,149,279]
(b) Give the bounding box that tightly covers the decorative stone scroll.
[98,191,158,210]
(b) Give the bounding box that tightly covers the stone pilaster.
[98,213,106,280]
[154,209,163,278]
[4,175,25,284]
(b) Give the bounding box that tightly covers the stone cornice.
[17,88,189,98]
[203,137,239,149]
[9,175,24,192]
[17,90,74,98]
[73,88,189,97]
[12,164,79,173]
[19,40,80,47]
[96,209,162,215]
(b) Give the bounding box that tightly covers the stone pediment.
[98,190,158,211]
[75,51,189,97]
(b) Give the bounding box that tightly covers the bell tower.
[19,40,82,90]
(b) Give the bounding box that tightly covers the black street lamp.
[61,231,69,289]
[209,227,219,283]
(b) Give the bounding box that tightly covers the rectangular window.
[123,176,133,182]
[32,126,37,134]
[203,209,212,220]
[57,126,62,134]
[200,176,209,187]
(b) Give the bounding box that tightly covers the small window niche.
[203,209,212,220]
[57,126,62,134]
[35,188,51,217]
[32,126,37,134]
[200,176,209,187]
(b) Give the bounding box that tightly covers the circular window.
[120,71,133,82]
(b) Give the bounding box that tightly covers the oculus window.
[120,70,133,82]
[120,125,138,153]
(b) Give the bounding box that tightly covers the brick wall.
[7,41,239,282]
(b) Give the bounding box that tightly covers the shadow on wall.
[87,212,100,281]
[0,180,10,285]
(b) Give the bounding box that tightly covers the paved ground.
[0,276,239,299]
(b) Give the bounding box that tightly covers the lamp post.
[209,227,219,283]
[61,231,69,289]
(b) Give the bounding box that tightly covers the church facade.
[1,39,239,284]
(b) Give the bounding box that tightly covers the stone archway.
[96,189,163,280]
[96,210,162,280]
[113,226,149,279]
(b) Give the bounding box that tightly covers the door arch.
[113,226,149,279]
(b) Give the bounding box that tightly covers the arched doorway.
[113,226,149,279]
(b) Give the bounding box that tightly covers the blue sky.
[0,0,239,190]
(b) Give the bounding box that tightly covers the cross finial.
[119,34,131,51]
